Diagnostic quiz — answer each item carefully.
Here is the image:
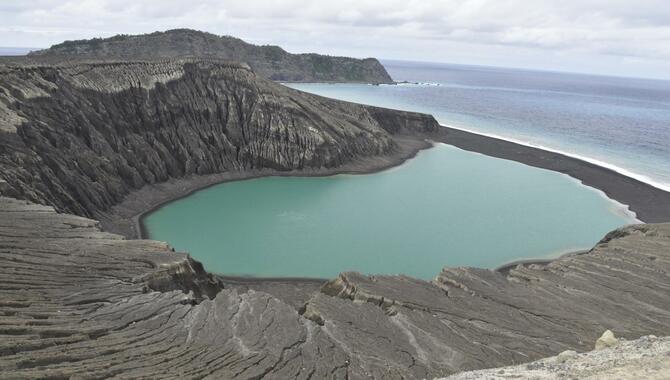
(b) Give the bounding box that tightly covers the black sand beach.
[434,126,670,223]
[104,123,670,288]
[92,119,670,288]
[109,125,670,244]
[98,136,432,239]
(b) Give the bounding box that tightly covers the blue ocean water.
[287,60,670,191]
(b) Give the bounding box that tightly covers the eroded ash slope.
[0,58,435,218]
[0,57,668,379]
[1,197,669,378]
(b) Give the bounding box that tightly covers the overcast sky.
[1,0,670,79]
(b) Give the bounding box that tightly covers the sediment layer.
[25,29,394,84]
[1,196,669,378]
[0,58,437,219]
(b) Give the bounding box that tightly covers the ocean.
[287,60,670,192]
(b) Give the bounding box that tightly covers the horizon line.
[1,44,669,83]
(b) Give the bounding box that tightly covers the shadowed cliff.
[0,58,437,217]
[27,29,394,84]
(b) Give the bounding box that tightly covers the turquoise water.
[144,144,636,280]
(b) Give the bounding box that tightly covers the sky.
[1,0,670,79]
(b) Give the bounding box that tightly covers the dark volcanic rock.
[1,41,669,380]
[27,29,394,84]
[0,58,437,217]
[0,196,669,378]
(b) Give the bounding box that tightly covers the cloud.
[1,0,669,78]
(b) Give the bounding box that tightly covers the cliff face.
[27,29,394,84]
[1,41,668,379]
[0,59,437,217]
[0,196,668,378]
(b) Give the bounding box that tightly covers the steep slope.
[27,29,394,83]
[0,58,436,218]
[1,42,668,380]
[0,196,668,378]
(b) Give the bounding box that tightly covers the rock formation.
[1,196,669,378]
[442,335,670,379]
[27,29,394,84]
[0,58,436,218]
[595,330,619,350]
[1,46,669,379]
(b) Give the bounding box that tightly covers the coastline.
[494,249,589,275]
[438,141,640,223]
[97,136,433,239]
[116,125,670,241]
[432,126,670,223]
[96,124,670,284]
[443,123,670,193]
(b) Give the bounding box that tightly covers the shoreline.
[442,123,670,193]
[432,126,670,223]
[438,142,640,223]
[97,125,670,283]
[97,136,433,239]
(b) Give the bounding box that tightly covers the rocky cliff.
[1,50,669,380]
[0,58,436,218]
[27,29,394,84]
[0,196,668,378]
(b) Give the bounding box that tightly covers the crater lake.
[143,144,637,279]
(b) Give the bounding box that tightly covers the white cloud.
[1,0,669,78]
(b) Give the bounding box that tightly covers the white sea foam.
[436,142,641,223]
[386,82,442,87]
[441,123,670,193]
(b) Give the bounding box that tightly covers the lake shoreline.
[97,136,434,239]
[97,125,670,284]
[494,249,590,275]
[433,126,670,223]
